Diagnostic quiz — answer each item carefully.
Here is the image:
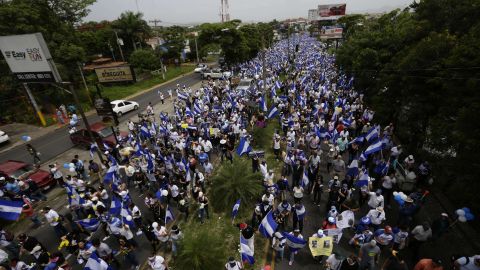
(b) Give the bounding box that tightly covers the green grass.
[99,65,194,100]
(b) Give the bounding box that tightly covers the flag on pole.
[0,199,23,221]
[84,251,112,270]
[240,234,255,265]
[236,137,252,156]
[177,91,189,101]
[109,196,122,216]
[364,127,379,143]
[259,95,267,112]
[282,232,307,252]
[165,205,175,224]
[301,170,309,188]
[347,159,359,178]
[355,170,369,187]
[258,211,278,238]
[231,199,241,219]
[76,218,101,231]
[364,140,384,156]
[140,123,152,138]
[267,106,279,119]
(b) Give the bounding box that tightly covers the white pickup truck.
[201,68,232,80]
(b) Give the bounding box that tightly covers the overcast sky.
[85,0,414,25]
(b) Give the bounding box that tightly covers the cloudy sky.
[85,0,414,24]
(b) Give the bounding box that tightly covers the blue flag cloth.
[109,196,121,216]
[258,211,278,238]
[0,199,23,221]
[267,106,279,119]
[240,234,255,265]
[364,140,384,156]
[165,205,175,224]
[355,171,369,187]
[77,218,101,232]
[282,232,307,252]
[236,137,252,156]
[84,251,112,270]
[231,199,241,219]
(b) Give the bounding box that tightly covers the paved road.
[0,72,201,164]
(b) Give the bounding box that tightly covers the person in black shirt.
[312,175,324,206]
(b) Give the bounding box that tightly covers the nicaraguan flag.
[350,135,364,145]
[275,80,281,89]
[347,159,359,178]
[146,152,155,173]
[84,251,112,270]
[316,126,331,139]
[282,232,307,252]
[77,218,100,231]
[103,165,118,185]
[65,183,84,207]
[359,152,367,162]
[0,199,23,221]
[364,140,383,156]
[240,234,255,265]
[185,107,194,117]
[301,170,309,188]
[193,102,203,115]
[236,137,252,156]
[258,211,278,238]
[259,95,267,112]
[140,123,152,138]
[177,91,189,101]
[267,106,279,119]
[231,199,241,219]
[109,196,122,216]
[364,126,379,143]
[355,170,369,187]
[120,202,135,228]
[165,205,175,224]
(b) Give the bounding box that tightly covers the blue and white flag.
[316,126,331,139]
[282,232,307,252]
[355,170,369,187]
[0,199,23,221]
[65,184,84,207]
[146,151,155,173]
[350,135,364,145]
[301,170,309,188]
[165,205,175,224]
[84,251,112,270]
[240,234,255,265]
[77,218,101,231]
[103,165,118,185]
[177,91,189,101]
[267,106,279,119]
[364,140,383,156]
[109,196,122,216]
[236,137,252,156]
[120,202,135,228]
[258,211,278,238]
[364,127,379,143]
[259,95,267,112]
[231,199,241,219]
[347,159,359,178]
[275,80,281,89]
[140,123,152,139]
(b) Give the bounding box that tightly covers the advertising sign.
[317,4,346,20]
[0,33,61,83]
[95,66,135,83]
[320,26,344,39]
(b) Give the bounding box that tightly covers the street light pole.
[67,83,104,163]
[194,36,200,64]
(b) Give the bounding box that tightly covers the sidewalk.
[0,70,195,155]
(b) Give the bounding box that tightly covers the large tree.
[112,11,150,52]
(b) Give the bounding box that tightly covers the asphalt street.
[0,72,201,165]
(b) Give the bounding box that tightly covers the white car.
[194,64,208,73]
[111,100,139,117]
[0,130,9,144]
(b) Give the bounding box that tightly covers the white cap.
[328,217,335,223]
[408,155,413,159]
[317,229,324,237]
[104,151,109,155]
[126,215,132,221]
[0,177,5,181]
[152,222,159,228]
[18,181,25,186]
[119,191,128,196]
[198,192,203,197]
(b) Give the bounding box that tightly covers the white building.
[308,9,318,22]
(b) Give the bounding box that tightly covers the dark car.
[69,122,128,150]
[0,160,55,190]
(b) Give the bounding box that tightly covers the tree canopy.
[336,0,480,214]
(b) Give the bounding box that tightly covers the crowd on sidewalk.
[0,35,478,270]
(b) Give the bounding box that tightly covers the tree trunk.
[132,37,137,51]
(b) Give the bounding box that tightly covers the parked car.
[0,130,9,144]
[69,122,128,150]
[194,64,208,73]
[111,100,139,117]
[235,78,255,92]
[0,160,55,190]
[202,68,232,80]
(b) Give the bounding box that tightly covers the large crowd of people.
[0,34,478,270]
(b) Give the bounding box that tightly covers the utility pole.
[78,63,92,105]
[114,30,125,62]
[149,19,162,28]
[23,84,46,127]
[194,32,200,64]
[149,19,166,80]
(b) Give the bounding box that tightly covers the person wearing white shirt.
[366,207,386,230]
[42,207,67,238]
[367,189,384,209]
[148,254,168,270]
[381,173,396,207]
[201,139,213,158]
[152,222,169,251]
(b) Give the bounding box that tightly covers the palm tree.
[112,11,150,51]
[210,158,263,213]
[175,219,231,269]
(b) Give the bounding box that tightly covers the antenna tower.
[220,0,230,22]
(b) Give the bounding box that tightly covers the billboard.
[320,26,344,39]
[318,4,346,20]
[0,33,61,83]
[95,66,135,83]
